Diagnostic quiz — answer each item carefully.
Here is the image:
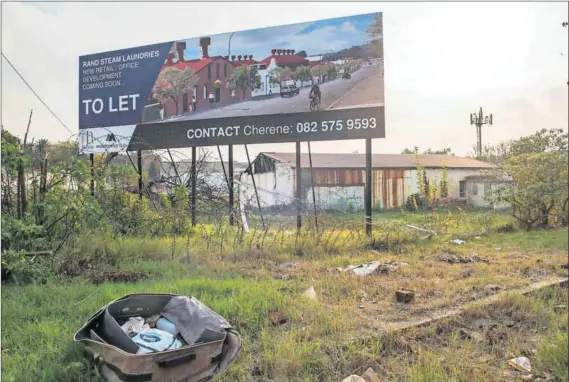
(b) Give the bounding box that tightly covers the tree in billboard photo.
[367,13,383,59]
[152,67,199,116]
[293,66,312,87]
[229,65,261,100]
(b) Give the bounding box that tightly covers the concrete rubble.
[333,260,410,276]
[341,367,380,382]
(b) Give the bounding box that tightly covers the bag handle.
[156,352,196,368]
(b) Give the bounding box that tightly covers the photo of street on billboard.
[78,12,384,152]
[142,12,383,124]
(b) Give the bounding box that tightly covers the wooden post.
[90,153,95,197]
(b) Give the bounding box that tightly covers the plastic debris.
[508,356,532,373]
[341,376,366,382]
[451,239,466,245]
[339,261,409,276]
[352,261,382,276]
[302,286,317,301]
[361,367,380,382]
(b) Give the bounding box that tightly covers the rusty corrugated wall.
[295,168,405,209]
[371,170,405,210]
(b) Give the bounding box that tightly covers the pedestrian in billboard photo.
[208,92,214,107]
[192,93,197,112]
[158,102,165,120]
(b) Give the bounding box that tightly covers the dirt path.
[349,277,568,341]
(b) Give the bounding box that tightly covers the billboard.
[78,12,384,153]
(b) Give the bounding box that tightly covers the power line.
[1,52,72,134]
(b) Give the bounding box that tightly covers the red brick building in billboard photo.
[147,36,314,121]
[152,38,256,118]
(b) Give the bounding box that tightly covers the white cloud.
[2,1,567,162]
[340,21,357,34]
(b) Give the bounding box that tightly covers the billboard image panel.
[78,12,384,152]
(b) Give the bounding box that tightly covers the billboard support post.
[365,138,372,236]
[137,150,143,200]
[217,146,229,187]
[191,147,197,226]
[90,153,95,197]
[296,141,302,231]
[228,145,234,226]
[167,149,181,185]
[244,144,265,229]
[307,141,318,232]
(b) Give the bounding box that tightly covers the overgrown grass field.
[2,209,568,381]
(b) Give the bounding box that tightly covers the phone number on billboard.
[186,117,378,140]
[296,118,377,133]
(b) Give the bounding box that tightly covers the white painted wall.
[467,182,511,210]
[240,162,294,207]
[305,186,365,211]
[403,168,488,202]
[466,181,488,207]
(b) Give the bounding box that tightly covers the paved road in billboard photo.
[165,64,384,123]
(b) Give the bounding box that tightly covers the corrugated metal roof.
[261,152,495,169]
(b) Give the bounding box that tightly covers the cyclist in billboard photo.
[309,83,321,111]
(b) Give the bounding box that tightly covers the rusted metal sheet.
[295,168,404,209]
[371,169,404,210]
[301,169,364,186]
[315,169,363,186]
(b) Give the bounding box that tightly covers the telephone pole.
[470,107,493,159]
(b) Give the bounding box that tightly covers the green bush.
[1,250,55,284]
[536,329,569,381]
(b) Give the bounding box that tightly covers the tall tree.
[152,67,199,116]
[229,65,261,100]
[367,14,383,59]
[325,63,337,80]
[401,147,453,155]
[293,66,312,86]
[268,67,283,87]
[311,65,327,83]
[485,128,569,229]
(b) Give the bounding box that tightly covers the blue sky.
[180,13,379,61]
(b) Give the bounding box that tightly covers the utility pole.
[563,21,568,85]
[470,107,493,159]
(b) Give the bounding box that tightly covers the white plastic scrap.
[508,356,532,373]
[352,261,382,276]
[451,239,466,245]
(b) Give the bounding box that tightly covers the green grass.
[2,210,568,381]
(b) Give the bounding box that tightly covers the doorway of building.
[182,93,189,113]
[215,87,221,103]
